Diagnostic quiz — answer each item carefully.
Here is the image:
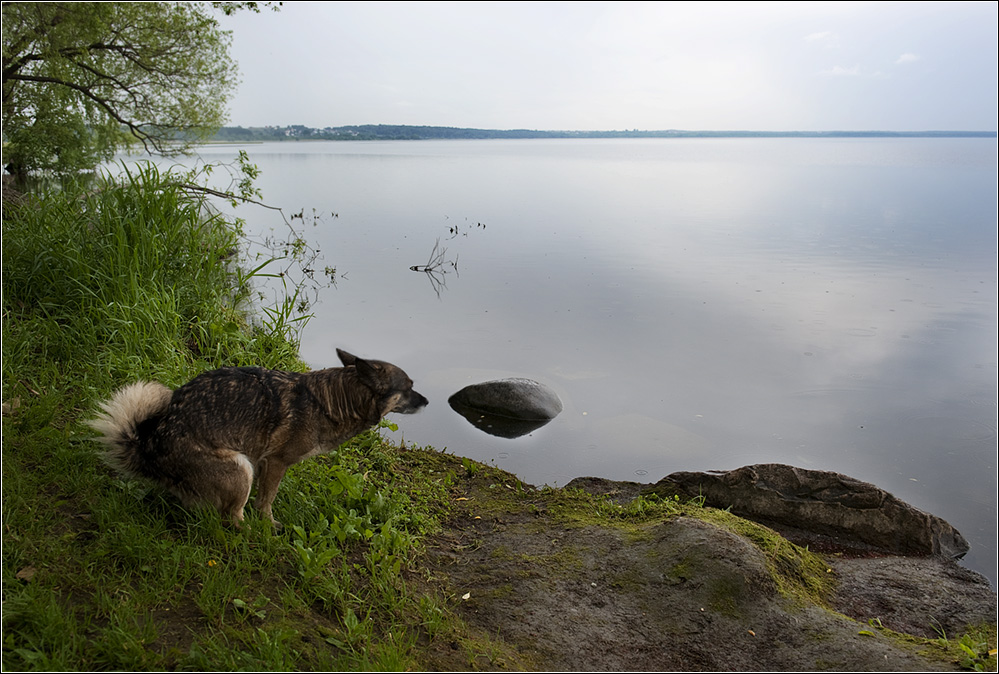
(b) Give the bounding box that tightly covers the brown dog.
[88,349,428,528]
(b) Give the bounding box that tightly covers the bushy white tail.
[88,381,173,475]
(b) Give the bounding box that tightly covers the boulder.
[650,463,969,559]
[449,378,563,420]
[448,378,562,438]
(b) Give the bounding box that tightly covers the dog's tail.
[88,381,173,477]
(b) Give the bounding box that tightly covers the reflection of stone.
[651,463,970,559]
[448,378,562,439]
[448,402,554,438]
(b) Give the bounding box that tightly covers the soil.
[411,465,997,671]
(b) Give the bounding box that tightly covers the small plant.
[955,632,997,671]
[232,595,269,622]
[289,520,340,581]
[590,492,683,521]
[324,607,372,654]
[462,456,479,478]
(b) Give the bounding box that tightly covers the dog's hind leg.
[219,452,255,527]
[175,449,254,528]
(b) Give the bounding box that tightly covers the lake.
[167,138,997,581]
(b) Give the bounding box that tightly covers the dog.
[88,349,428,529]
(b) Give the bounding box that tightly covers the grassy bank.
[1,165,460,670]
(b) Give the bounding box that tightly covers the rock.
[448,378,562,438]
[424,455,993,672]
[650,463,970,559]
[829,555,997,639]
[449,378,563,420]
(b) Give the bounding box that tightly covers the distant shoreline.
[211,124,998,143]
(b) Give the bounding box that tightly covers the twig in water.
[410,238,459,298]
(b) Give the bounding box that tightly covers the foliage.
[1,2,255,179]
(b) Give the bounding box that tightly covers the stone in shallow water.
[448,378,563,439]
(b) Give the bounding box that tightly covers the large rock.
[448,378,562,438]
[650,463,969,559]
[449,378,563,420]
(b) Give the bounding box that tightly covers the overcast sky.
[219,1,998,131]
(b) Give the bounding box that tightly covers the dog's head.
[337,348,429,416]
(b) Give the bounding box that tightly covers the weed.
[932,624,998,671]
[290,520,341,581]
[462,456,479,477]
[231,596,269,622]
[955,632,997,671]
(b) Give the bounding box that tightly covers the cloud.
[803,30,840,49]
[895,52,920,65]
[816,64,888,79]
[804,31,839,47]
[819,65,862,77]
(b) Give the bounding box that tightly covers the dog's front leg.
[254,456,290,530]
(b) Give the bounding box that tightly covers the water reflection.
[448,400,556,438]
[409,238,458,297]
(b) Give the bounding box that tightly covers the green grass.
[1,164,450,670]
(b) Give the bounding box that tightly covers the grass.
[1,164,451,670]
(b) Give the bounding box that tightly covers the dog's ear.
[354,357,385,390]
[338,349,383,384]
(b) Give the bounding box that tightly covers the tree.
[2,2,264,180]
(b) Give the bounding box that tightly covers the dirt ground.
[413,465,997,671]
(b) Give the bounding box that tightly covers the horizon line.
[226,123,998,135]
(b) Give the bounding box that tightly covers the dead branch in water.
[410,238,459,298]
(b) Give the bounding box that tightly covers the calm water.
[171,138,996,581]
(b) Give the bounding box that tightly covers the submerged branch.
[410,238,459,298]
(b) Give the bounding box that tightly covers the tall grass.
[3,163,301,389]
[1,164,449,670]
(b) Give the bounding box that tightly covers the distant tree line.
[209,125,997,143]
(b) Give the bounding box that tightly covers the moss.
[483,584,514,601]
[692,507,835,606]
[707,575,745,616]
[668,560,693,583]
[872,622,998,671]
[608,567,646,594]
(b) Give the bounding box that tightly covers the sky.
[219,1,998,132]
